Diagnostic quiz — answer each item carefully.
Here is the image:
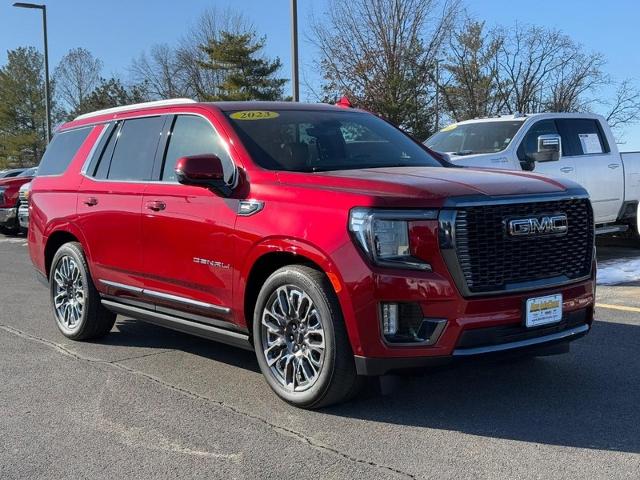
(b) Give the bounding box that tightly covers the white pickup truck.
[426,113,640,237]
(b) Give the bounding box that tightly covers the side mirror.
[175,154,231,196]
[532,134,562,162]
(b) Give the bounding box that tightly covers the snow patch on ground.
[597,257,640,285]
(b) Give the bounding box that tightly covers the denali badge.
[507,214,568,237]
[193,257,231,269]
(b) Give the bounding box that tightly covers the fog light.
[380,302,447,345]
[381,303,399,336]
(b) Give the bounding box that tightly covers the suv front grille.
[451,198,594,295]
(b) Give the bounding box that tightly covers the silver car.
[17,181,31,230]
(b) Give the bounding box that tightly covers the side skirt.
[101,298,253,351]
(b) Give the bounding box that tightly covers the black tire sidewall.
[253,266,338,407]
[50,243,92,339]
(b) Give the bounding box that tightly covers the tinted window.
[556,119,608,156]
[225,109,442,172]
[162,115,234,182]
[38,127,91,176]
[517,120,559,161]
[106,116,164,181]
[427,121,524,156]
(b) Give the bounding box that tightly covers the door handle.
[83,197,98,207]
[145,200,166,212]
[608,163,621,169]
[560,167,574,173]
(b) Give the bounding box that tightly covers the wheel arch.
[237,238,361,352]
[43,223,91,279]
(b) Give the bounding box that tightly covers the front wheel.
[253,265,362,409]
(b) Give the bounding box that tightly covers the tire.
[50,242,116,340]
[0,219,20,236]
[253,265,362,409]
[628,203,640,244]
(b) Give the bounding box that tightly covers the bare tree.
[311,0,460,139]
[130,44,187,99]
[441,20,505,120]
[497,25,575,113]
[544,49,607,112]
[606,79,640,132]
[54,48,102,113]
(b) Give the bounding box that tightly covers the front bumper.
[355,321,590,375]
[0,207,16,225]
[18,203,28,229]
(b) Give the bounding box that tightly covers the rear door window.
[38,127,92,176]
[106,116,164,181]
[556,119,609,156]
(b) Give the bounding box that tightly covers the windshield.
[225,109,442,172]
[0,169,23,178]
[426,120,524,156]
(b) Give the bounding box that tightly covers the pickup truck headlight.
[0,187,5,206]
[349,208,438,271]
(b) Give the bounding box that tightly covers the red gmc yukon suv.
[28,99,595,408]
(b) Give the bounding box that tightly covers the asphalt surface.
[0,235,639,479]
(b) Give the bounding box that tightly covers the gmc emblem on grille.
[507,214,568,237]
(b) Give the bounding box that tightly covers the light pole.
[14,2,51,144]
[434,58,441,132]
[290,0,299,102]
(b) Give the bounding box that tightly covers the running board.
[101,299,253,351]
[595,224,628,235]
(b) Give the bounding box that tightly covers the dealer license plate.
[525,294,563,328]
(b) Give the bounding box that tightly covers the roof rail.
[74,98,197,121]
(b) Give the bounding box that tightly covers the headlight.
[349,208,438,270]
[0,187,5,205]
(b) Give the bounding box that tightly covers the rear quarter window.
[38,127,92,176]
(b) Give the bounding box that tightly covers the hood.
[276,166,575,207]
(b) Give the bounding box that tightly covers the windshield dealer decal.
[230,111,280,120]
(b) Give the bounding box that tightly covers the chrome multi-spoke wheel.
[254,265,361,408]
[260,285,326,392]
[52,255,85,332]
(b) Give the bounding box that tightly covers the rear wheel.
[50,242,116,340]
[253,265,362,408]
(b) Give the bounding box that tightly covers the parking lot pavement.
[1,236,639,479]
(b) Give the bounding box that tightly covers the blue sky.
[1,0,639,148]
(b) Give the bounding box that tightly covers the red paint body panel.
[28,101,596,365]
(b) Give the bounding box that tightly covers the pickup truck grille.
[452,198,594,295]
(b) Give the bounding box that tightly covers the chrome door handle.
[608,163,621,169]
[560,167,574,173]
[83,197,98,206]
[145,200,166,212]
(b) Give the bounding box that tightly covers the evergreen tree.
[76,77,148,115]
[0,47,48,168]
[199,32,286,101]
